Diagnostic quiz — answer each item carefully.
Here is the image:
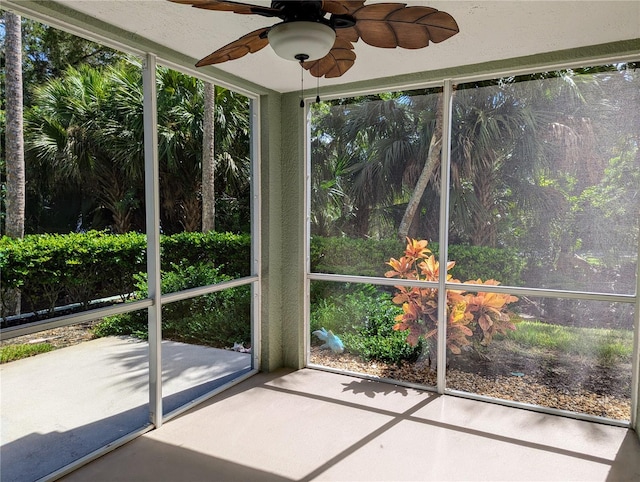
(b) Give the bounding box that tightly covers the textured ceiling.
[33,1,640,93]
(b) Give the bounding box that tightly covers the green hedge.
[310,236,524,286]
[0,230,250,317]
[447,244,525,286]
[1,232,522,320]
[0,231,145,316]
[310,236,405,277]
[161,231,250,277]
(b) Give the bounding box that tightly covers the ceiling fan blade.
[349,3,459,49]
[321,1,365,16]
[334,23,359,43]
[303,38,356,78]
[196,27,270,67]
[169,0,282,17]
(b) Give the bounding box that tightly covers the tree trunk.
[3,12,25,315]
[471,170,498,247]
[96,166,134,234]
[4,12,25,239]
[182,195,202,232]
[398,96,444,241]
[202,82,216,232]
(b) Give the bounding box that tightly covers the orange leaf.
[385,256,415,278]
[404,238,431,260]
[477,314,491,332]
[447,343,461,354]
[393,320,408,331]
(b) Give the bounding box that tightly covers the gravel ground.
[310,347,631,421]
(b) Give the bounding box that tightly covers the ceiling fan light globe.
[268,21,336,62]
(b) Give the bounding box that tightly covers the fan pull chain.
[316,75,320,104]
[299,61,305,108]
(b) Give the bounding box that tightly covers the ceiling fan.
[170,1,459,78]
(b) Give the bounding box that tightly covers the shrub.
[93,313,148,339]
[311,289,379,335]
[95,262,251,348]
[0,231,145,316]
[311,291,421,365]
[447,244,524,287]
[0,231,250,320]
[161,231,250,278]
[310,236,404,277]
[166,292,251,348]
[161,264,251,347]
[386,238,518,361]
[309,236,524,286]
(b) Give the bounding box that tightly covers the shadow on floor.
[0,338,251,482]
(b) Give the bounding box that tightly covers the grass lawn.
[0,343,54,363]
[504,320,633,367]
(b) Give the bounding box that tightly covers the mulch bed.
[310,346,631,421]
[0,321,100,350]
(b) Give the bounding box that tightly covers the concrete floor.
[61,368,640,482]
[0,337,251,482]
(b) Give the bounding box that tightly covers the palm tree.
[343,95,417,237]
[309,101,355,236]
[397,94,444,240]
[26,62,145,234]
[202,82,215,232]
[212,85,251,217]
[447,78,550,247]
[211,85,251,233]
[4,11,25,239]
[311,91,441,239]
[155,70,250,233]
[3,11,25,316]
[25,61,251,235]
[156,67,204,232]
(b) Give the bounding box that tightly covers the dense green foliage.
[161,231,250,277]
[94,263,251,348]
[0,230,250,317]
[447,244,525,287]
[311,291,421,365]
[0,231,145,316]
[310,65,640,300]
[310,235,524,286]
[20,60,251,235]
[310,236,404,277]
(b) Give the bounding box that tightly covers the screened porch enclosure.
[1,1,639,481]
[308,65,639,424]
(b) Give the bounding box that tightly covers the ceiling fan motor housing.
[268,21,336,61]
[271,1,324,21]
[171,0,460,78]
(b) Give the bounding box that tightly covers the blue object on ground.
[312,328,344,354]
